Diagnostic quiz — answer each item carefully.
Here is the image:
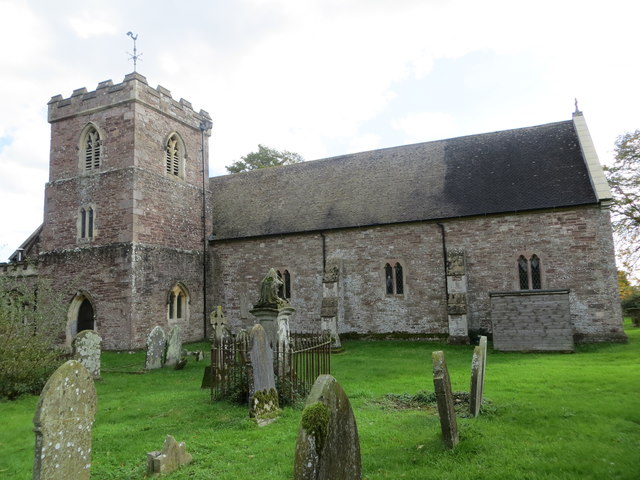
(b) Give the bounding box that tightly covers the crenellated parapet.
[48,72,211,130]
[0,260,39,277]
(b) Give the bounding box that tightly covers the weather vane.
[126,31,143,72]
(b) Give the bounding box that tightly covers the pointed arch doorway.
[66,293,96,347]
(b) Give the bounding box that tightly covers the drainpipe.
[200,119,213,340]
[320,232,326,271]
[437,223,449,299]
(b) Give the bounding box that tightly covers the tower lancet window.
[165,133,185,178]
[80,124,102,171]
[79,206,95,240]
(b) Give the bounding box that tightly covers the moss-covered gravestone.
[249,323,280,425]
[146,326,166,370]
[432,351,458,449]
[33,360,97,480]
[294,375,361,480]
[72,330,102,379]
[165,326,183,367]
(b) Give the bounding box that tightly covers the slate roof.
[209,120,600,240]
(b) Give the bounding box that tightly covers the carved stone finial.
[254,268,289,309]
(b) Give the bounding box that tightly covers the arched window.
[167,284,189,323]
[80,124,102,171]
[276,269,292,300]
[385,262,405,295]
[79,206,95,240]
[284,270,291,299]
[385,263,393,294]
[165,133,185,179]
[530,255,541,289]
[395,263,404,295]
[518,254,542,290]
[518,255,529,290]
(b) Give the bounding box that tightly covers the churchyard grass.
[1,321,638,479]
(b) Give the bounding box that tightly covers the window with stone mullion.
[166,137,179,175]
[85,130,101,170]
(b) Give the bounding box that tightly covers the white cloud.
[67,11,118,38]
[392,112,457,144]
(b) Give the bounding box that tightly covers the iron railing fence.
[209,331,331,405]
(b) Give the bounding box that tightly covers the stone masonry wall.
[38,243,204,350]
[39,245,134,350]
[490,290,574,351]
[129,243,205,347]
[210,205,625,343]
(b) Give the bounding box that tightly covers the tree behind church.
[225,144,303,173]
[605,130,640,273]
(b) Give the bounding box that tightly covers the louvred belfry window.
[83,126,102,170]
[166,135,180,176]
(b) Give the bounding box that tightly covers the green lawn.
[1,321,639,479]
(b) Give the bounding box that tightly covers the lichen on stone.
[301,401,330,454]
[251,388,280,420]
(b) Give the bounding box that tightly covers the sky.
[1,0,639,263]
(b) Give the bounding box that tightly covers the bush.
[0,276,66,399]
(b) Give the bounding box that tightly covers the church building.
[1,73,626,351]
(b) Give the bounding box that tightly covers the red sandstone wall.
[210,205,624,343]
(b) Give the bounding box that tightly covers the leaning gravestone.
[72,329,102,379]
[469,335,488,417]
[165,326,183,367]
[249,323,279,425]
[294,375,361,480]
[146,326,166,370]
[432,351,459,449]
[33,360,97,480]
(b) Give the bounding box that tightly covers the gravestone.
[33,360,97,480]
[209,305,231,343]
[72,330,102,379]
[469,335,487,417]
[146,326,166,370]
[249,323,279,425]
[165,326,183,367]
[432,351,458,449]
[294,375,361,480]
[236,328,250,365]
[146,435,193,476]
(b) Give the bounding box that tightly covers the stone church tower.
[40,73,212,349]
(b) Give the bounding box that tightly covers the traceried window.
[80,124,102,171]
[518,254,542,290]
[518,256,529,290]
[168,284,189,322]
[277,269,292,300]
[165,133,185,179]
[79,206,95,240]
[385,262,404,295]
